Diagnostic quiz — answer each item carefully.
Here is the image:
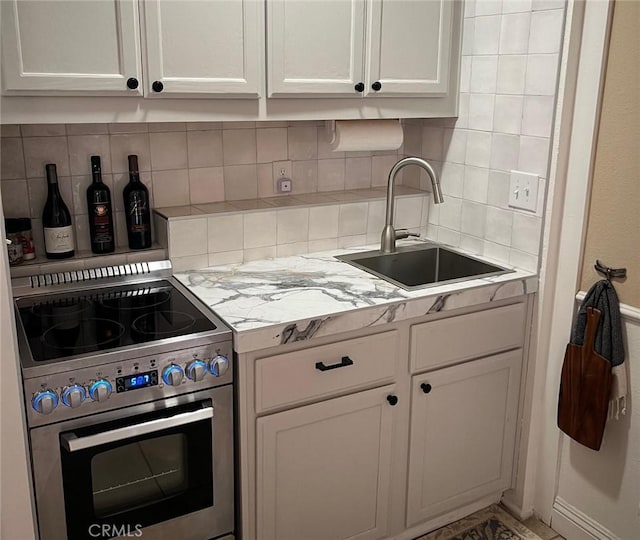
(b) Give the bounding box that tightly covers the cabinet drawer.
[256,331,398,413]
[411,302,526,373]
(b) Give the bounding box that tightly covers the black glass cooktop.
[16,280,216,362]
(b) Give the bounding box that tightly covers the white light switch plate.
[508,170,539,212]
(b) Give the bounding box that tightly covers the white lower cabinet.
[256,384,397,540]
[406,350,523,527]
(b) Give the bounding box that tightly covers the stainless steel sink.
[336,244,512,290]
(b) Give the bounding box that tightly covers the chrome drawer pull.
[315,356,354,372]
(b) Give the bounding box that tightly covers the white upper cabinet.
[1,0,142,95]
[142,0,262,97]
[267,0,458,98]
[366,0,453,96]
[267,0,366,97]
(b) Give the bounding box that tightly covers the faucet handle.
[395,229,420,240]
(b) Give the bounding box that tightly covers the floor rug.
[416,505,545,540]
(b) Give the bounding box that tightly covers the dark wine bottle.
[87,155,115,254]
[42,163,75,259]
[123,155,152,249]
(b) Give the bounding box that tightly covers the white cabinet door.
[406,351,522,526]
[267,0,366,97]
[142,0,262,97]
[1,0,142,95]
[366,0,454,96]
[257,385,396,540]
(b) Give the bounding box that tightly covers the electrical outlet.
[508,170,539,212]
[277,178,292,193]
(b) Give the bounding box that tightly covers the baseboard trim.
[500,491,534,521]
[551,497,621,540]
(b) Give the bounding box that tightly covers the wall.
[552,3,640,538]
[0,196,37,538]
[578,0,640,307]
[0,121,403,260]
[401,0,567,272]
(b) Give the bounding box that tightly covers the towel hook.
[594,260,627,281]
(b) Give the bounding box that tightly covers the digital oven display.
[116,370,158,392]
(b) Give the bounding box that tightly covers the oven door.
[30,386,233,540]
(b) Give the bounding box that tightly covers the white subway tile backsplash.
[1,180,30,218]
[499,12,531,54]
[487,169,511,208]
[525,54,559,95]
[458,93,470,129]
[371,155,399,187]
[485,206,513,245]
[169,218,207,258]
[208,250,243,266]
[345,157,372,190]
[277,208,309,244]
[244,211,276,249]
[395,197,424,229]
[257,127,288,163]
[461,201,487,237]
[496,55,527,94]
[187,130,223,169]
[68,135,112,176]
[502,0,533,14]
[224,164,258,200]
[509,248,537,272]
[317,159,346,192]
[511,212,542,254]
[1,125,21,138]
[291,160,318,193]
[309,205,339,240]
[308,238,338,253]
[149,132,188,171]
[532,0,566,10]
[440,162,465,198]
[189,167,225,204]
[490,133,520,172]
[0,138,25,180]
[460,234,484,254]
[338,234,367,249]
[108,123,148,134]
[244,245,277,262]
[208,214,243,253]
[276,241,309,258]
[460,56,472,93]
[152,169,190,208]
[172,254,209,272]
[462,18,475,56]
[439,196,462,230]
[529,9,565,53]
[23,136,70,178]
[522,96,555,137]
[438,227,461,247]
[493,95,524,135]
[148,123,186,133]
[473,16,502,55]
[338,203,368,236]
[464,0,476,18]
[21,124,66,137]
[443,129,468,164]
[468,94,496,131]
[463,166,490,203]
[222,129,257,165]
[470,56,499,93]
[475,0,503,16]
[484,240,510,263]
[465,131,492,168]
[518,136,550,177]
[66,124,109,136]
[110,134,151,173]
[366,200,386,235]
[287,126,317,160]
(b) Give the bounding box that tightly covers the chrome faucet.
[381,157,444,253]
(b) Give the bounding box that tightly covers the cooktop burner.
[16,280,216,363]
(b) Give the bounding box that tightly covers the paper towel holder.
[325,119,404,147]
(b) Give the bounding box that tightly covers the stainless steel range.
[12,261,234,540]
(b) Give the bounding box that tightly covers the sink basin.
[336,244,512,290]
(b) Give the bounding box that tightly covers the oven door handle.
[60,406,214,452]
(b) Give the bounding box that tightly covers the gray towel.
[571,279,627,418]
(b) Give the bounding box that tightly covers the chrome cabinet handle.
[61,406,213,452]
[315,356,354,372]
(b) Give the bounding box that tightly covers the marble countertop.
[175,241,538,354]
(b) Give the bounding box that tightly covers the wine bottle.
[123,155,152,249]
[42,163,75,259]
[87,155,115,254]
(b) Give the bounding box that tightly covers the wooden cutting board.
[557,307,612,450]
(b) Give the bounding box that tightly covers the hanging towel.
[571,279,627,418]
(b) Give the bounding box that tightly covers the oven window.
[91,434,188,518]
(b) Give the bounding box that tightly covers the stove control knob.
[89,380,113,402]
[62,385,87,408]
[186,360,207,382]
[209,355,229,377]
[163,364,184,386]
[32,390,59,415]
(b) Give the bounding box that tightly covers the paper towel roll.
[329,119,403,152]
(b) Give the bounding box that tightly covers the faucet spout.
[381,156,444,253]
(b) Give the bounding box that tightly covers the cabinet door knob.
[386,394,398,406]
[315,356,354,372]
[371,81,382,91]
[354,82,365,93]
[126,77,139,90]
[152,80,164,93]
[420,383,432,394]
